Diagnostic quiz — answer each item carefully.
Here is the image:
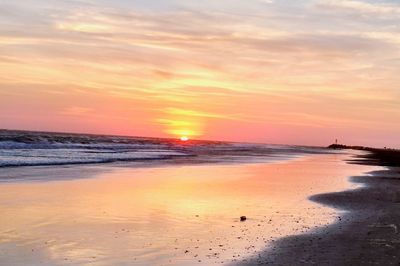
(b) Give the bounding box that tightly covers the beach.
[239,150,400,266]
[0,150,380,265]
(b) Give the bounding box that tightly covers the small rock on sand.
[240,216,247,222]
[392,192,400,203]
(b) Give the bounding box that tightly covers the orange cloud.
[1,0,400,146]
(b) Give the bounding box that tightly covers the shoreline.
[0,152,371,265]
[238,150,400,265]
[0,152,324,183]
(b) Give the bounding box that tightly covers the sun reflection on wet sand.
[0,153,379,265]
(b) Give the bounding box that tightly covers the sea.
[0,130,379,266]
[0,129,331,168]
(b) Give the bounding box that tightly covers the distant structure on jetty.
[328,144,371,150]
[328,142,398,151]
[328,138,368,150]
[327,143,400,167]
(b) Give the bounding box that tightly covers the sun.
[180,136,189,142]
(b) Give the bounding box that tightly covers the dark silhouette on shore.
[328,143,400,166]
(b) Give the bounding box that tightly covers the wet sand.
[0,152,378,265]
[238,152,400,265]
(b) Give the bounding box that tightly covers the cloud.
[60,106,94,116]
[1,0,400,145]
[317,0,400,16]
[162,107,229,119]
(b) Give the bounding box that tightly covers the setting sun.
[180,136,189,142]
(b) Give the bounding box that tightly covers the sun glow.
[180,136,189,142]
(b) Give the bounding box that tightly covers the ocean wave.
[0,130,332,168]
[0,150,189,167]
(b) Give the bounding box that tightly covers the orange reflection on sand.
[0,153,379,265]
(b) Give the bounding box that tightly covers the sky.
[0,0,399,147]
